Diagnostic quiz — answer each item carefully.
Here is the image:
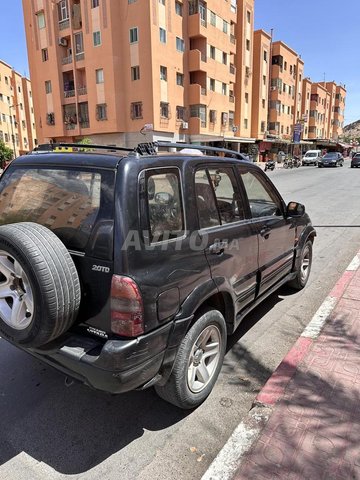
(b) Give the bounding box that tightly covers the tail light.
[110,275,144,337]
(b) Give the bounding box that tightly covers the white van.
[302,150,322,166]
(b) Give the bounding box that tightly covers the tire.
[288,240,313,290]
[155,309,227,409]
[0,222,81,348]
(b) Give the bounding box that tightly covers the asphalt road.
[1,159,360,480]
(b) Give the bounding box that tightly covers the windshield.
[0,168,103,251]
[323,153,337,159]
[305,152,317,157]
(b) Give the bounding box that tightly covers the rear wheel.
[155,309,227,409]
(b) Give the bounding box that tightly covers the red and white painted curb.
[202,250,360,480]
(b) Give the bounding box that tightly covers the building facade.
[0,60,36,157]
[251,29,270,140]
[23,0,257,148]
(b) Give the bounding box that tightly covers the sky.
[1,0,359,126]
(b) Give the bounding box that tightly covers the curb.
[202,250,360,480]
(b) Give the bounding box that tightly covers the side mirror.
[286,201,305,217]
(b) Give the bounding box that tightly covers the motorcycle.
[292,156,301,168]
[264,160,275,172]
[283,157,294,169]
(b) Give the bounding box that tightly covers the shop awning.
[190,134,256,144]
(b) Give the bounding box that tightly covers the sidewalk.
[203,250,360,480]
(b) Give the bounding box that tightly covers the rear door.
[194,164,258,313]
[237,167,296,296]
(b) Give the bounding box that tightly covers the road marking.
[302,296,337,339]
[347,254,360,271]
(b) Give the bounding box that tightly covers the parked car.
[318,152,344,168]
[351,153,360,168]
[0,142,316,409]
[302,150,322,166]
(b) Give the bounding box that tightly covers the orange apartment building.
[301,77,312,140]
[332,84,346,140]
[0,60,36,158]
[22,0,257,149]
[251,29,271,140]
[268,41,304,142]
[308,82,331,140]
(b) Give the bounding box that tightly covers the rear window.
[0,168,102,251]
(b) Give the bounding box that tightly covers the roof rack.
[155,142,247,160]
[33,141,248,161]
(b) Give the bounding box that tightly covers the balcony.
[62,55,73,65]
[65,123,76,130]
[80,120,89,128]
[78,86,87,96]
[229,64,236,75]
[59,19,70,30]
[188,13,207,38]
[229,94,235,103]
[75,52,85,62]
[188,83,207,104]
[64,90,75,98]
[188,49,207,72]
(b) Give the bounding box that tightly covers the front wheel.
[155,310,227,409]
[288,240,313,290]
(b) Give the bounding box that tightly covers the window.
[131,65,140,81]
[58,0,69,21]
[176,37,185,52]
[247,10,251,23]
[0,94,3,102]
[93,31,101,46]
[239,170,282,218]
[262,99,266,108]
[284,61,287,70]
[91,0,99,7]
[176,106,185,120]
[160,65,167,81]
[245,92,249,103]
[263,75,266,85]
[261,121,266,132]
[37,11,46,29]
[263,50,268,62]
[229,111,234,128]
[22,120,26,129]
[131,101,143,119]
[159,0,165,4]
[96,103,107,120]
[222,52,227,65]
[222,83,227,95]
[210,11,216,26]
[130,27,138,43]
[244,118,248,129]
[74,32,84,54]
[95,68,104,84]
[209,78,215,91]
[20,103,23,110]
[223,20,228,33]
[5,77,8,85]
[159,27,166,43]
[176,72,184,86]
[41,48,49,62]
[175,1,183,16]
[196,168,245,227]
[45,80,52,94]
[190,104,206,127]
[145,169,184,242]
[160,102,169,118]
[246,39,250,51]
[209,109,217,123]
[210,45,215,59]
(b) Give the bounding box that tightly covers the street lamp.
[9,103,20,160]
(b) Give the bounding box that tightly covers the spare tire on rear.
[0,222,81,348]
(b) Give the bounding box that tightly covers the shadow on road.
[0,342,188,474]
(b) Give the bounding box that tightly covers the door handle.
[260,226,271,239]
[209,241,228,255]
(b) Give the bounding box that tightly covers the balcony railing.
[62,55,73,65]
[78,86,87,96]
[64,90,76,98]
[75,52,85,62]
[59,19,70,30]
[229,95,235,103]
[80,121,90,128]
[201,87,207,96]
[230,34,236,44]
[230,64,236,75]
[65,123,77,130]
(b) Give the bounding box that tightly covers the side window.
[195,169,220,229]
[239,170,283,218]
[195,167,245,228]
[146,169,184,242]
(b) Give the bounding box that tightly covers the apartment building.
[332,84,346,140]
[251,29,270,140]
[22,0,256,148]
[268,41,303,142]
[307,83,331,140]
[0,60,36,157]
[301,77,312,140]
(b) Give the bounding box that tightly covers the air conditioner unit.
[181,121,189,129]
[59,37,68,47]
[270,86,277,91]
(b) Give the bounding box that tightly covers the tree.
[76,137,93,152]
[0,141,13,169]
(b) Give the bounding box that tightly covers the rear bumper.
[20,319,191,394]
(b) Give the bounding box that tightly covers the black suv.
[0,143,315,409]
